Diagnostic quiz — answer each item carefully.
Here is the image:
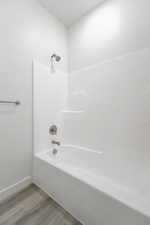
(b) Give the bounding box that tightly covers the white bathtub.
[33,145,150,225]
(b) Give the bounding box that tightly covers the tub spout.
[51,140,61,146]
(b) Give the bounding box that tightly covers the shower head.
[51,54,61,62]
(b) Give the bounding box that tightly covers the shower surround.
[33,48,150,225]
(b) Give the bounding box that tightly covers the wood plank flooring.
[0,184,82,225]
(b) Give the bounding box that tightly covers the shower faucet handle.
[49,125,57,135]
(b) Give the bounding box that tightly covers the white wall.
[0,0,68,192]
[69,0,150,71]
[65,0,150,205]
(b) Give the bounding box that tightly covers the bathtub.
[33,145,150,225]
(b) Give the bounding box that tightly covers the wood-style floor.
[0,184,82,225]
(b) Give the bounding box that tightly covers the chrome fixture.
[51,54,61,62]
[50,54,61,72]
[0,100,20,105]
[49,125,57,135]
[52,148,58,155]
[51,140,61,146]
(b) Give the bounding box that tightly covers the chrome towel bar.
[0,100,20,105]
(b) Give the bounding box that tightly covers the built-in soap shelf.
[61,110,84,114]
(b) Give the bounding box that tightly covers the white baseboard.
[0,176,32,203]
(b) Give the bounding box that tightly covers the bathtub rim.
[34,148,150,219]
